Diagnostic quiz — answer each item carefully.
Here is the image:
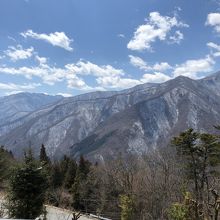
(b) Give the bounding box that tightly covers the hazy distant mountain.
[0,92,63,125]
[0,73,220,160]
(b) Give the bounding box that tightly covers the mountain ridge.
[0,72,220,160]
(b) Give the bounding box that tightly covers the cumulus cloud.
[96,75,141,89]
[153,62,172,71]
[127,11,188,51]
[173,55,215,78]
[129,55,172,71]
[0,59,125,90]
[130,53,215,82]
[4,45,34,61]
[21,30,73,51]
[65,61,147,89]
[0,51,216,92]
[206,13,220,33]
[65,60,125,78]
[141,72,172,83]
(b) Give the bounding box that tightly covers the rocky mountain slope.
[0,92,62,126]
[0,73,220,160]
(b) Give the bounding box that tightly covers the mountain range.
[0,72,220,161]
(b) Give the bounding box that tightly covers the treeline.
[1,127,220,220]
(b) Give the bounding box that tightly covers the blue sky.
[0,0,220,96]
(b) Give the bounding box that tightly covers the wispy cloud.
[118,34,125,38]
[169,30,184,44]
[0,82,40,91]
[207,41,220,57]
[21,30,73,51]
[129,55,172,71]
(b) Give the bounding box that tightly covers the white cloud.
[65,60,147,89]
[153,62,172,71]
[127,11,188,51]
[129,55,172,71]
[5,90,24,96]
[21,30,73,51]
[118,34,125,38]
[8,36,16,42]
[35,55,47,66]
[0,82,40,91]
[129,55,148,70]
[96,75,141,89]
[57,93,73,97]
[0,59,125,90]
[65,61,127,89]
[206,13,220,33]
[130,53,216,82]
[141,72,172,83]
[0,65,65,85]
[169,30,184,44]
[0,51,215,92]
[65,60,124,77]
[173,55,215,78]
[4,45,34,61]
[207,42,220,57]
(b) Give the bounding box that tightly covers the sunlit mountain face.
[0,73,219,160]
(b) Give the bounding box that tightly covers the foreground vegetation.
[0,127,220,220]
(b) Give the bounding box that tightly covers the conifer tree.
[172,128,220,219]
[7,149,48,219]
[64,159,77,189]
[40,144,50,164]
[72,155,91,210]
[78,155,91,178]
[0,146,15,186]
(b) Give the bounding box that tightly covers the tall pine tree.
[40,144,50,164]
[7,149,48,219]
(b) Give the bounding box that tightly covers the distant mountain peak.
[0,74,220,160]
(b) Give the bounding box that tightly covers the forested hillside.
[1,127,220,220]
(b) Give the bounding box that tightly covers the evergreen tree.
[72,155,91,210]
[0,146,15,187]
[172,128,220,219]
[78,155,91,178]
[7,149,48,219]
[50,162,63,188]
[72,176,82,210]
[40,144,50,164]
[64,159,77,189]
